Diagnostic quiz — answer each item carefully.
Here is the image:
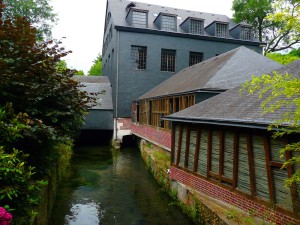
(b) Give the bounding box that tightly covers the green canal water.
[50,145,193,225]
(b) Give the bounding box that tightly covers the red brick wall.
[118,118,132,130]
[131,123,171,149]
[170,166,299,225]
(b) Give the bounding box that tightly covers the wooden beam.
[184,128,191,168]
[176,126,183,166]
[219,130,225,182]
[247,134,256,196]
[264,136,275,204]
[193,129,201,173]
[270,161,284,168]
[233,132,239,189]
[285,143,300,214]
[207,129,212,178]
[171,125,176,164]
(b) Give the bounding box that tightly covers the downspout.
[114,30,120,140]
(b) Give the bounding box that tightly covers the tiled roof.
[138,46,281,100]
[73,76,113,110]
[108,0,256,37]
[166,59,300,128]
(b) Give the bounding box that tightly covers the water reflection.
[50,146,193,225]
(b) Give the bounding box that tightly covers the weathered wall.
[132,123,171,150]
[139,139,233,224]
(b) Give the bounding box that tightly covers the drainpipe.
[114,30,120,140]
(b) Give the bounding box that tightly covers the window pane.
[216,23,227,38]
[241,27,251,41]
[189,52,203,66]
[132,11,147,28]
[161,49,176,72]
[190,19,203,34]
[162,15,176,31]
[131,46,147,70]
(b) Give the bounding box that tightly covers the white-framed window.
[241,26,251,41]
[216,23,228,38]
[190,19,203,35]
[132,11,147,28]
[131,46,147,70]
[161,49,176,72]
[162,15,176,31]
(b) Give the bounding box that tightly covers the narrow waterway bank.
[49,145,193,225]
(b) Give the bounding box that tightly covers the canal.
[49,145,193,225]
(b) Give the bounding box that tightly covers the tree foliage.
[232,0,300,54]
[266,52,300,64]
[242,72,300,186]
[1,0,57,40]
[0,14,91,139]
[88,54,102,76]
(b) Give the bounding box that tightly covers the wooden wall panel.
[211,130,220,174]
[223,131,234,179]
[188,130,197,171]
[253,135,269,200]
[237,134,251,194]
[198,129,208,176]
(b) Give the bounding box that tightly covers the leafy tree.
[1,0,57,40]
[289,46,300,57]
[266,52,299,64]
[232,0,300,54]
[242,71,300,187]
[74,70,85,75]
[88,54,102,76]
[0,4,91,139]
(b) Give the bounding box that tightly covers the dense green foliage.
[0,16,90,139]
[266,46,300,64]
[242,72,300,187]
[0,2,91,223]
[88,54,102,76]
[1,0,57,40]
[232,0,300,54]
[56,60,85,75]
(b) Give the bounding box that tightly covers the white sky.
[51,0,234,74]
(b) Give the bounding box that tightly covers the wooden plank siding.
[137,94,195,130]
[171,123,300,216]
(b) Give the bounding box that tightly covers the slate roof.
[165,59,300,128]
[138,46,281,100]
[73,76,113,110]
[108,0,257,39]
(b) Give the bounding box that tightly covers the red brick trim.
[131,123,171,149]
[170,166,300,225]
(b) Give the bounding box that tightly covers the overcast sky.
[51,0,234,74]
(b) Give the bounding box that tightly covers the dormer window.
[126,9,148,28]
[154,13,177,32]
[229,24,253,41]
[132,11,147,28]
[240,26,251,41]
[216,23,228,38]
[162,15,176,31]
[190,19,204,35]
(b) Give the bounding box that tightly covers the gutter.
[163,116,286,131]
[114,25,264,47]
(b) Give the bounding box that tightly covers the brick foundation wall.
[170,166,300,225]
[131,123,171,150]
[117,118,132,130]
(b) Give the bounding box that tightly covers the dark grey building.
[73,76,113,130]
[102,0,265,134]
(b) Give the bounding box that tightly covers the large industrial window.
[161,49,176,72]
[131,46,147,70]
[216,23,228,38]
[132,11,147,28]
[161,15,176,31]
[241,26,251,41]
[189,52,203,66]
[190,19,203,35]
